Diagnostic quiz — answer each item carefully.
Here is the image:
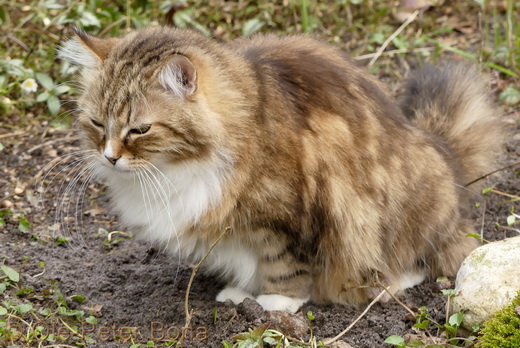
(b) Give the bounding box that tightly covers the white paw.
[367,271,427,302]
[392,271,426,291]
[216,287,254,304]
[255,294,308,314]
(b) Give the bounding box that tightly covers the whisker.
[74,162,101,246]
[135,169,153,235]
[142,161,187,281]
[57,159,98,242]
[139,162,185,285]
[40,151,97,209]
[140,165,176,247]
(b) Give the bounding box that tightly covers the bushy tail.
[398,62,504,187]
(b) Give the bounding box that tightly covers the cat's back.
[230,34,348,70]
[230,34,356,99]
[229,34,402,125]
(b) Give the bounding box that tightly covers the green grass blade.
[301,0,310,33]
[423,37,518,77]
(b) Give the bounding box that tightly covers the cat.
[58,26,503,313]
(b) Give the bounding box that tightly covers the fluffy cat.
[58,26,503,313]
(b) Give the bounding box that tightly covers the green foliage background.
[1,0,519,123]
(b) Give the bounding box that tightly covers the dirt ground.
[0,75,519,347]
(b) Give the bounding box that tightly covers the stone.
[236,298,266,322]
[450,236,520,330]
[265,310,308,340]
[0,200,13,208]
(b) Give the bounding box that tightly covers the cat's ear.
[157,55,198,98]
[58,26,118,68]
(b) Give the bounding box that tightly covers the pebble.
[1,200,13,208]
[237,298,265,322]
[265,310,308,340]
[431,279,453,292]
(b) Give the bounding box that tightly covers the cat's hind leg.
[254,235,313,313]
[215,230,312,313]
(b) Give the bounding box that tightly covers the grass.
[1,1,519,124]
[1,0,519,347]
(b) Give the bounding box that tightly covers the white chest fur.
[98,154,260,292]
[105,158,225,251]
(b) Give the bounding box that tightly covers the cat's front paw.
[255,294,308,314]
[216,287,254,304]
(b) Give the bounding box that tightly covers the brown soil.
[0,86,519,348]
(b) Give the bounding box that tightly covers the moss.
[477,291,520,348]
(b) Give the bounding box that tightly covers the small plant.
[212,306,218,325]
[96,228,132,247]
[0,209,31,233]
[384,283,476,347]
[228,322,299,348]
[55,236,70,246]
[384,334,406,348]
[227,320,327,348]
[0,264,98,346]
[0,265,20,294]
[34,72,71,115]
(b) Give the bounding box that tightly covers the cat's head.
[58,27,234,177]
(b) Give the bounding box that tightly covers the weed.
[384,281,479,347]
[0,265,97,346]
[229,322,318,348]
[96,227,132,247]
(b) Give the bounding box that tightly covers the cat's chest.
[104,161,226,245]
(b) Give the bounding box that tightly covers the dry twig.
[0,130,26,139]
[182,227,230,332]
[465,160,520,187]
[368,10,420,67]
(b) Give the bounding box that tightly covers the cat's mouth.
[100,165,134,174]
[98,156,155,175]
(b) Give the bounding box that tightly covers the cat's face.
[77,74,203,174]
[61,28,216,177]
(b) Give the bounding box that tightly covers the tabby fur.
[58,26,503,312]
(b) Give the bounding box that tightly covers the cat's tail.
[398,62,504,187]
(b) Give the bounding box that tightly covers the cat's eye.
[129,124,151,135]
[91,119,104,128]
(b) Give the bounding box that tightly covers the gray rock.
[450,236,520,330]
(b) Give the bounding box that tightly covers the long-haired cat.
[58,26,503,313]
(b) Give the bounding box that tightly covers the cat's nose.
[105,155,120,165]
[103,142,120,165]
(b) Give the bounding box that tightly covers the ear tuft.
[58,36,99,69]
[57,26,118,68]
[158,55,198,98]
